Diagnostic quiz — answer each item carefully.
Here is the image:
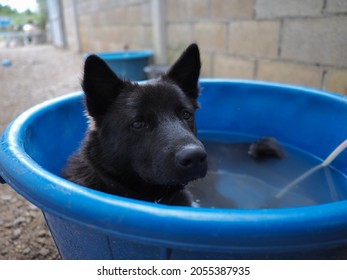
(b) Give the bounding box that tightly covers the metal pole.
[151,0,167,64]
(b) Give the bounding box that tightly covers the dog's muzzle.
[175,144,207,181]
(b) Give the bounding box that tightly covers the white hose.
[275,139,347,199]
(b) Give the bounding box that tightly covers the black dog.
[63,44,283,206]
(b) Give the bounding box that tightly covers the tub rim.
[83,50,154,61]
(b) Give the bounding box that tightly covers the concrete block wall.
[167,0,347,95]
[62,0,347,95]
[69,0,152,52]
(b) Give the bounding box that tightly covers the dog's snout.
[175,145,207,173]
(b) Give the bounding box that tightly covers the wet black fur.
[63,44,283,206]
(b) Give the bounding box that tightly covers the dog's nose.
[175,145,207,173]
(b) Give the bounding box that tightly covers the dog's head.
[82,44,207,191]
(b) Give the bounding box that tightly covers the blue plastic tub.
[84,50,153,80]
[1,79,347,259]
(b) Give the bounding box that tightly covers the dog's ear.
[82,55,125,118]
[165,43,201,99]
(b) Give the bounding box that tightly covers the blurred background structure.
[1,0,347,94]
[44,0,347,95]
[0,0,46,46]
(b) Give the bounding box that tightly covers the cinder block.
[213,55,255,79]
[281,16,347,68]
[211,0,253,19]
[257,60,323,88]
[167,23,192,46]
[114,6,129,24]
[107,26,138,49]
[325,68,347,95]
[167,0,189,21]
[167,25,191,64]
[97,0,110,10]
[193,22,227,51]
[141,25,153,48]
[229,21,280,58]
[167,0,179,21]
[95,26,108,42]
[128,5,141,24]
[105,9,118,25]
[200,52,213,77]
[91,13,107,27]
[141,2,151,24]
[79,29,91,52]
[77,0,99,14]
[168,0,210,20]
[78,15,91,28]
[188,0,210,19]
[255,0,324,18]
[325,0,347,13]
[108,26,120,40]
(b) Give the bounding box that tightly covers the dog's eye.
[131,120,145,130]
[182,110,193,121]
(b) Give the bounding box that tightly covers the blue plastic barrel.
[1,79,347,259]
[84,50,153,80]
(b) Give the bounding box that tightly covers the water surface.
[188,133,347,209]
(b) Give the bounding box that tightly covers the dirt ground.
[0,45,83,259]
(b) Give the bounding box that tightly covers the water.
[187,133,347,209]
